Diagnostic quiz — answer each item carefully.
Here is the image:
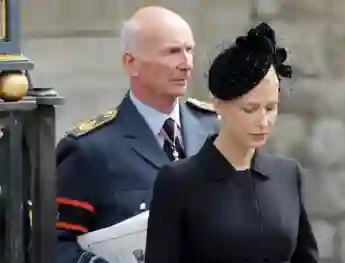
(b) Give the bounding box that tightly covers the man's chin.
[167,86,187,97]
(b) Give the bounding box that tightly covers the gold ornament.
[0,73,28,101]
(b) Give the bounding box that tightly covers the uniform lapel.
[180,102,209,157]
[117,95,170,169]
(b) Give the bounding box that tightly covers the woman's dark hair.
[208,22,292,101]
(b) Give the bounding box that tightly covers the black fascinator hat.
[208,22,292,101]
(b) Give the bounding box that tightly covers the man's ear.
[123,53,139,77]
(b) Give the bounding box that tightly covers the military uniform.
[56,93,219,263]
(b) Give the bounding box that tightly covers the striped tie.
[162,118,185,161]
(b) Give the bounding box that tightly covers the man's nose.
[178,51,193,70]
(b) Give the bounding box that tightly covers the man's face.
[126,20,195,98]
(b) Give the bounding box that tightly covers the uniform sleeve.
[291,162,319,263]
[56,137,108,263]
[145,165,185,263]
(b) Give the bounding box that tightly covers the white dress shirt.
[129,91,183,148]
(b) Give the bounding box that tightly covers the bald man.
[55,6,219,263]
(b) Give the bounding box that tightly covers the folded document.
[77,211,149,263]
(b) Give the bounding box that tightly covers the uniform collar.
[129,91,181,136]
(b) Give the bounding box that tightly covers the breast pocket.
[114,189,153,219]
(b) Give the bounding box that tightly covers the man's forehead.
[161,41,195,49]
[149,28,194,47]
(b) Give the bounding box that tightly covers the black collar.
[251,150,271,179]
[197,135,271,181]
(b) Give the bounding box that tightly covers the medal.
[172,148,179,161]
[161,125,181,161]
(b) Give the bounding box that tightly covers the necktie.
[162,118,185,161]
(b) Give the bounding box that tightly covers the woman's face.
[215,68,280,149]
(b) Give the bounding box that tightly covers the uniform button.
[139,202,146,210]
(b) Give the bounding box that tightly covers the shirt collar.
[129,90,181,136]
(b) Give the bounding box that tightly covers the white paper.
[77,211,149,263]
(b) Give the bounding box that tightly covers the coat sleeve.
[56,137,108,263]
[145,165,186,263]
[291,162,319,263]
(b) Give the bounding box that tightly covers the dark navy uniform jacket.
[56,94,219,263]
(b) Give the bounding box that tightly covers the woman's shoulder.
[261,152,299,166]
[155,156,199,189]
[254,151,301,178]
[160,155,199,177]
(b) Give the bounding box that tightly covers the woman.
[144,23,318,263]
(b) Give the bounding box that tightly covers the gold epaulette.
[186,98,217,113]
[67,109,117,138]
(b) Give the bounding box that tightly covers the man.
[56,6,219,263]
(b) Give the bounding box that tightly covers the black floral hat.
[208,22,292,101]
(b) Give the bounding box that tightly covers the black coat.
[145,135,319,263]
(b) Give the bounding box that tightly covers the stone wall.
[254,1,345,262]
[21,0,345,261]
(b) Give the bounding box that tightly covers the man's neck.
[214,131,255,170]
[130,89,178,114]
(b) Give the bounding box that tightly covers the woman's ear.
[211,96,220,111]
[210,97,223,120]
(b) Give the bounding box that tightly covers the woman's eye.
[243,108,255,113]
[266,105,277,111]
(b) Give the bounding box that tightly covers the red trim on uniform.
[56,197,95,213]
[56,222,88,233]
